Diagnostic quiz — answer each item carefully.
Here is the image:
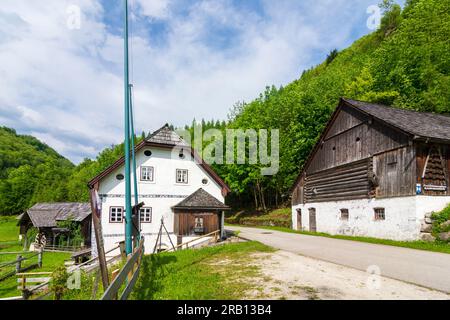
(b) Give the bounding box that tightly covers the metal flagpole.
[129,84,140,242]
[123,0,132,255]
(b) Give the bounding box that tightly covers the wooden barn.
[291,98,450,241]
[17,203,92,248]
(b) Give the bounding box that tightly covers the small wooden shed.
[172,188,230,240]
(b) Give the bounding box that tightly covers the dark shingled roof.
[21,203,91,228]
[344,98,450,142]
[147,124,189,146]
[173,189,230,210]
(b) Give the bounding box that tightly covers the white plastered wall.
[292,196,450,241]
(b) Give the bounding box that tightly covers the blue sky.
[0,0,404,163]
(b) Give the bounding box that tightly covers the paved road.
[227,226,450,293]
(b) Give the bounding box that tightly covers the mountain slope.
[0,127,74,214]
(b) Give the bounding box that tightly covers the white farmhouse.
[291,98,450,241]
[88,124,230,254]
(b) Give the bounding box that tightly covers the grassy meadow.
[131,241,274,300]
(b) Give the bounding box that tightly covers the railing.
[17,272,52,299]
[101,238,144,300]
[0,250,43,281]
[44,245,84,253]
[160,230,220,253]
[68,244,121,274]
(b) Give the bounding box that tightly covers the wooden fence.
[160,230,220,253]
[44,245,83,253]
[0,250,43,281]
[101,238,144,300]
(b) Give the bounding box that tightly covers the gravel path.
[227,226,450,293]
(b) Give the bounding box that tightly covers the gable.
[292,99,413,189]
[89,125,229,194]
[324,104,366,139]
[92,143,230,195]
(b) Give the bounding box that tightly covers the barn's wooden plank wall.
[373,146,416,198]
[304,159,371,203]
[306,105,409,174]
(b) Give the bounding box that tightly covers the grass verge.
[226,224,450,254]
[131,241,274,300]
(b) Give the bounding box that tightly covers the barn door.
[296,209,302,230]
[309,208,317,232]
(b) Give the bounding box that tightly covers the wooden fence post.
[16,255,22,273]
[38,249,43,268]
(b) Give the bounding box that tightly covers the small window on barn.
[110,207,124,223]
[139,207,152,223]
[176,169,189,184]
[340,209,349,220]
[374,208,385,221]
[144,150,152,157]
[116,174,124,181]
[141,166,154,182]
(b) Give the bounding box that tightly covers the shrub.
[431,205,450,241]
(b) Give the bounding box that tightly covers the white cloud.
[0,0,379,163]
[135,0,171,19]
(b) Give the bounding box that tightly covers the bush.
[50,266,69,300]
[431,205,450,241]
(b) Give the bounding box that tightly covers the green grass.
[131,241,274,300]
[0,215,71,299]
[226,208,292,228]
[0,251,71,298]
[0,216,21,253]
[228,225,450,255]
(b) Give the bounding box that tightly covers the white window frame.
[110,207,124,223]
[141,166,154,182]
[176,169,189,184]
[139,207,152,223]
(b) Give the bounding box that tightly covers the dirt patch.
[242,251,450,300]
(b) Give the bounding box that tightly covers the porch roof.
[172,188,230,211]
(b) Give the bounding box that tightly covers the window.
[194,217,204,234]
[340,209,349,220]
[176,169,189,184]
[139,207,152,223]
[110,207,123,223]
[374,208,385,221]
[144,150,152,157]
[116,174,124,181]
[141,166,154,182]
[202,178,209,185]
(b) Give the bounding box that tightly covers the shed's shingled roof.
[22,203,91,228]
[344,98,450,142]
[146,124,189,146]
[173,189,230,210]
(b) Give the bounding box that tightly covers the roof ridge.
[343,98,450,119]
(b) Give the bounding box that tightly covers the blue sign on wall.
[416,183,422,195]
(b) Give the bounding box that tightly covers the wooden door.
[309,208,317,232]
[296,209,302,230]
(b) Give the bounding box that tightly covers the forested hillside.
[0,127,73,214]
[1,0,448,214]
